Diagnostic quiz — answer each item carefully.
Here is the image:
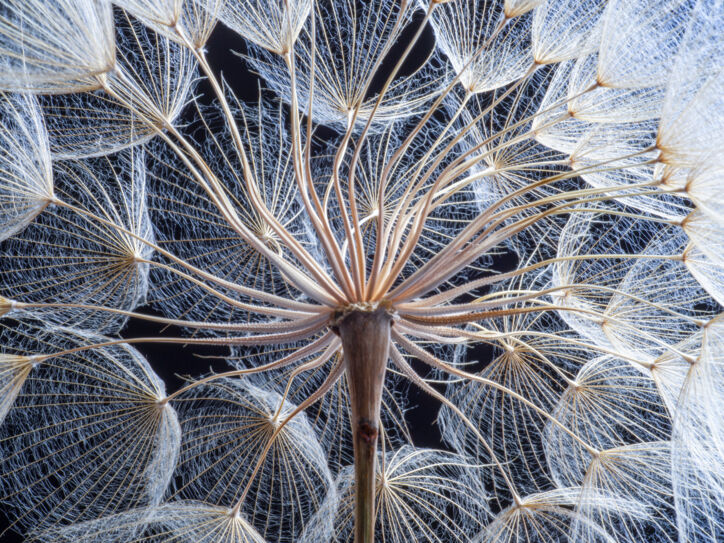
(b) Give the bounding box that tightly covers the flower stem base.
[335,306,393,543]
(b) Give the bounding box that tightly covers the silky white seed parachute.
[40,12,198,160]
[173,378,334,543]
[0,148,154,333]
[0,92,54,241]
[0,320,179,534]
[0,0,115,93]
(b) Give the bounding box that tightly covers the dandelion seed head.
[0,1,722,542]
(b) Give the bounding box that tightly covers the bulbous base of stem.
[334,306,393,543]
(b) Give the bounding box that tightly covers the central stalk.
[334,305,392,543]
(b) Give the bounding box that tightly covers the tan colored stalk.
[283,50,357,298]
[341,1,432,296]
[189,42,346,299]
[367,16,532,290]
[100,70,344,306]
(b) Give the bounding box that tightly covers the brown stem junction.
[333,304,394,543]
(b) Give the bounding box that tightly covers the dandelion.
[0,1,722,543]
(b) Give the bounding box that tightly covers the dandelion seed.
[0,0,115,93]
